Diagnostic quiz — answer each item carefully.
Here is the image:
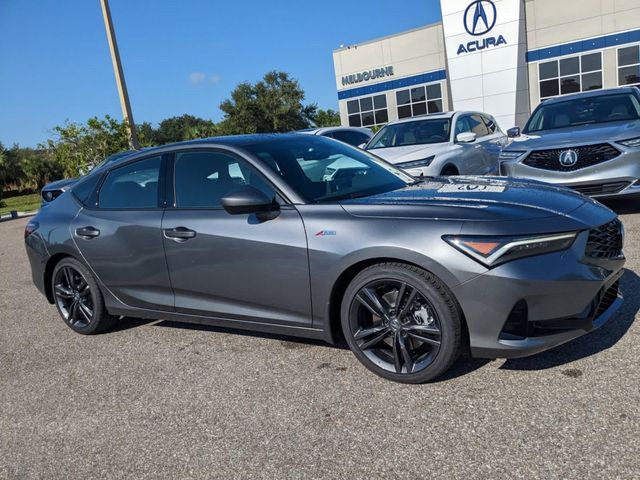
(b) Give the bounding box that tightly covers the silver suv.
[364,112,507,177]
[500,87,640,199]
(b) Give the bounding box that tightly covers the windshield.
[524,93,640,133]
[367,118,451,149]
[243,135,413,203]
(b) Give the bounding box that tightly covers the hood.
[340,176,614,227]
[42,177,78,191]
[507,119,640,150]
[367,143,452,163]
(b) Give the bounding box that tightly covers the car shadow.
[107,268,638,379]
[500,268,639,372]
[152,320,345,350]
[600,198,640,215]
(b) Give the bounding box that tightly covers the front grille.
[569,181,631,196]
[595,281,620,318]
[586,219,624,259]
[522,143,620,171]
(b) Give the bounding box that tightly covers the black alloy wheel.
[52,258,115,334]
[54,265,94,329]
[342,263,461,383]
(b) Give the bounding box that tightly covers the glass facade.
[538,52,603,100]
[618,45,640,86]
[396,82,443,119]
[347,94,388,127]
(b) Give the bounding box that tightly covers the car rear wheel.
[52,257,116,335]
[341,263,462,383]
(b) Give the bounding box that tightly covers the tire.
[440,166,459,176]
[341,262,462,383]
[51,257,116,335]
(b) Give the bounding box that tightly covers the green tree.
[154,115,218,144]
[19,149,63,190]
[218,71,316,134]
[313,108,341,127]
[43,115,130,177]
[0,143,25,191]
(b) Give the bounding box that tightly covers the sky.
[0,0,443,147]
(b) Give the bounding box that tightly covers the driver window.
[454,116,472,136]
[174,151,274,208]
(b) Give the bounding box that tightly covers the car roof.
[298,126,372,135]
[539,86,639,105]
[103,133,328,169]
[384,111,487,126]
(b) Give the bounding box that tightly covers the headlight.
[618,136,640,148]
[499,150,526,160]
[396,155,435,169]
[443,232,577,267]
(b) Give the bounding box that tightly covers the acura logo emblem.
[464,0,497,36]
[559,150,579,167]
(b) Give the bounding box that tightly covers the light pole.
[99,0,140,150]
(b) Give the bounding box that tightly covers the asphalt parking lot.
[1,204,639,480]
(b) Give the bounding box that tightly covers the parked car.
[364,112,507,177]
[500,87,640,198]
[25,134,624,383]
[298,126,373,147]
[40,150,135,206]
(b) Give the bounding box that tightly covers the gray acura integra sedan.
[25,134,625,383]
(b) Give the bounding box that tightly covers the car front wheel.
[341,263,462,383]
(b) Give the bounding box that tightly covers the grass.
[0,192,41,215]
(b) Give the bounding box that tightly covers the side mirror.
[456,132,477,143]
[507,127,521,138]
[221,186,279,218]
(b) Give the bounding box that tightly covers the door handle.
[75,226,100,239]
[163,227,197,242]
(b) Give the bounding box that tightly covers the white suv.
[365,112,507,176]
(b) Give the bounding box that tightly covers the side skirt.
[107,305,328,342]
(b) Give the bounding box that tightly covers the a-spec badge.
[315,230,337,237]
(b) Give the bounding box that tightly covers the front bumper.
[501,147,640,199]
[451,229,625,359]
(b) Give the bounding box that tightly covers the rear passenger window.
[483,116,497,133]
[98,156,161,209]
[174,151,274,208]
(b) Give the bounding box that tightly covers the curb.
[0,210,38,223]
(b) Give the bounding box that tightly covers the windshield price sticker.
[437,184,506,193]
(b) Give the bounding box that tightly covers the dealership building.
[332,0,640,131]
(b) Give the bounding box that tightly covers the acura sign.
[457,0,507,55]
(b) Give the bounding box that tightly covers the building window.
[347,94,388,127]
[396,82,443,119]
[618,45,640,86]
[538,52,603,100]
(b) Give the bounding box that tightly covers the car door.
[453,115,488,174]
[468,114,500,174]
[480,114,506,174]
[70,154,174,310]
[161,149,313,327]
